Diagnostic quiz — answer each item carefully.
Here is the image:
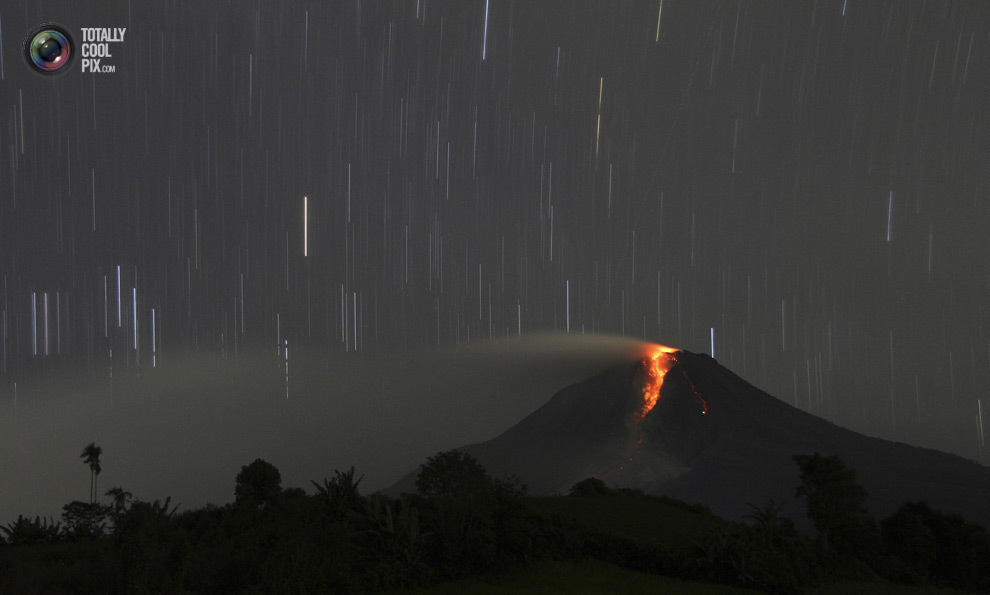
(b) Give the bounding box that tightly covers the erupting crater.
[638,343,679,420]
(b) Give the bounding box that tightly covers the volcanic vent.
[418,343,710,496]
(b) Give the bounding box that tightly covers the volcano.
[393,349,990,528]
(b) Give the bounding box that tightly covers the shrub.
[1,515,62,546]
[570,477,610,496]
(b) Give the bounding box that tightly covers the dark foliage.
[793,452,883,567]
[2,451,987,593]
[881,501,990,591]
[1,515,62,546]
[113,497,186,592]
[412,449,529,581]
[693,500,820,594]
[312,465,363,521]
[570,477,610,496]
[105,486,134,518]
[61,501,110,541]
[234,458,282,507]
[415,450,491,499]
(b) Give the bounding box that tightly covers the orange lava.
[638,343,679,420]
[682,369,708,414]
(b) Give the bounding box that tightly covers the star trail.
[1,0,989,481]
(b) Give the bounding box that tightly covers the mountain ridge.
[389,350,990,528]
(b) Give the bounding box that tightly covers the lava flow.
[638,343,679,420]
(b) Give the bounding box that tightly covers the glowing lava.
[681,368,708,414]
[638,343,679,420]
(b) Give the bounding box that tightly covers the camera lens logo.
[23,24,76,76]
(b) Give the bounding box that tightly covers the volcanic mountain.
[394,348,990,528]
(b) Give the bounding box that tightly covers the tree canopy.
[415,450,491,499]
[793,452,880,558]
[234,458,282,506]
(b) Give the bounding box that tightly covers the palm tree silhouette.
[106,486,133,516]
[80,443,103,504]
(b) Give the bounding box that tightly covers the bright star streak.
[482,0,489,60]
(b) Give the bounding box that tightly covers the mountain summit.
[397,349,990,528]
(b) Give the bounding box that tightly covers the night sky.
[1,1,989,517]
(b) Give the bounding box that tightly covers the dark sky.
[0,1,988,516]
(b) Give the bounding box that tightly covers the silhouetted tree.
[61,501,109,540]
[312,466,364,521]
[80,442,102,504]
[793,453,881,563]
[880,502,936,583]
[112,497,185,591]
[359,494,429,589]
[414,450,526,579]
[415,450,490,499]
[744,499,788,547]
[234,458,282,507]
[745,499,819,591]
[105,486,133,517]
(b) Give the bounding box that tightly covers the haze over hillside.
[5,332,988,532]
[0,334,647,524]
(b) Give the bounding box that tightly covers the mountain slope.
[394,350,990,528]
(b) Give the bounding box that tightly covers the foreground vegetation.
[0,449,987,594]
[385,558,768,594]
